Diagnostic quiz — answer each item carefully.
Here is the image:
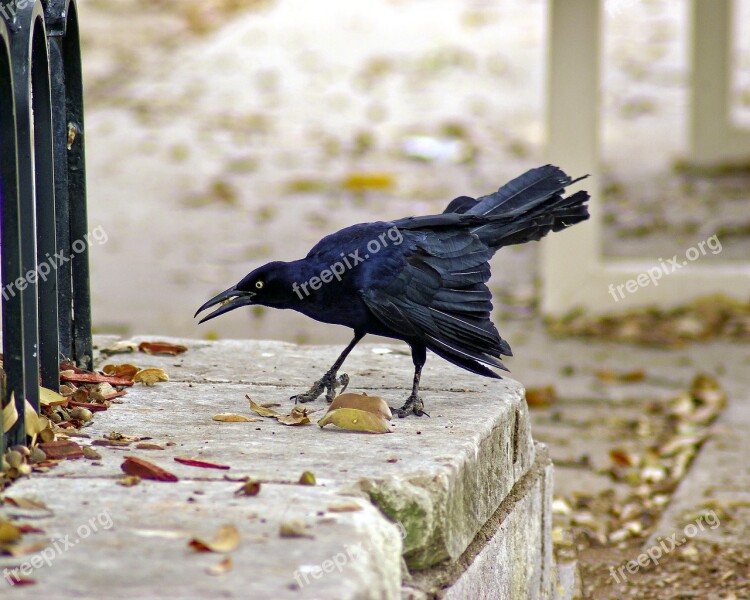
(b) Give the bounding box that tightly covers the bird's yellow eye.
[255,281,264,289]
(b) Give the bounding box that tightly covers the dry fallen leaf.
[0,519,22,544]
[2,392,18,433]
[100,340,139,355]
[133,368,169,386]
[138,341,188,356]
[189,524,240,553]
[117,475,141,487]
[595,369,646,384]
[102,364,140,381]
[246,396,281,418]
[3,497,50,511]
[121,456,178,482]
[277,406,313,426]
[174,457,230,470]
[298,471,316,486]
[135,442,165,451]
[318,408,391,433]
[279,519,313,539]
[328,392,392,420]
[235,479,261,496]
[38,440,84,460]
[212,414,259,423]
[206,556,233,576]
[39,387,68,407]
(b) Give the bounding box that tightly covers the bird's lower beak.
[194,286,256,324]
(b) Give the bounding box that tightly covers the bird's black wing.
[359,228,511,378]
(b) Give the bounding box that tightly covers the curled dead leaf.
[298,471,316,486]
[277,406,313,426]
[246,396,281,418]
[235,479,261,496]
[100,340,138,355]
[318,407,391,434]
[188,524,240,553]
[328,392,392,420]
[102,364,140,381]
[133,368,169,386]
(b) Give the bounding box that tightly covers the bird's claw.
[292,372,349,404]
[391,394,428,418]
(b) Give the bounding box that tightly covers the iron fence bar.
[60,1,92,371]
[0,19,23,454]
[31,12,60,391]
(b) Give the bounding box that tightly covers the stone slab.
[2,337,537,597]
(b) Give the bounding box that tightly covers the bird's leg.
[291,332,364,404]
[392,344,428,418]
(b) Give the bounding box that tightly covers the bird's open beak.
[194,286,256,324]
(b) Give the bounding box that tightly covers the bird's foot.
[391,394,429,418]
[291,372,350,404]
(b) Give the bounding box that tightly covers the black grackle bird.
[195,165,589,417]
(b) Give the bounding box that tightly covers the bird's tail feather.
[465,165,589,249]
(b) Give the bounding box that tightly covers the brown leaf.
[60,371,134,386]
[138,341,188,356]
[188,524,240,553]
[133,368,169,386]
[102,364,140,381]
[234,479,261,496]
[69,401,109,413]
[246,395,281,418]
[328,392,392,419]
[525,386,557,408]
[277,406,313,426]
[206,556,233,575]
[318,408,391,433]
[38,440,84,460]
[609,448,638,468]
[595,369,646,384]
[279,519,313,539]
[121,456,178,482]
[174,456,230,470]
[212,414,260,423]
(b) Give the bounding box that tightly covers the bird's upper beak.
[194,286,256,324]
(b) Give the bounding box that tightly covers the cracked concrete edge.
[398,443,552,599]
[353,386,535,570]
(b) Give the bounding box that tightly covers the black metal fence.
[1,0,91,452]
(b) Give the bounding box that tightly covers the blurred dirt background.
[80,0,750,342]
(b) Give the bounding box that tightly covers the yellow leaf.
[246,395,280,418]
[318,408,392,434]
[188,524,240,553]
[39,387,67,406]
[133,368,169,386]
[0,519,22,544]
[277,406,312,426]
[328,392,392,419]
[212,414,259,423]
[2,392,18,433]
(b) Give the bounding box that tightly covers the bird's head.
[194,261,292,324]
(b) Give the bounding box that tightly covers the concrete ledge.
[1,338,547,598]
